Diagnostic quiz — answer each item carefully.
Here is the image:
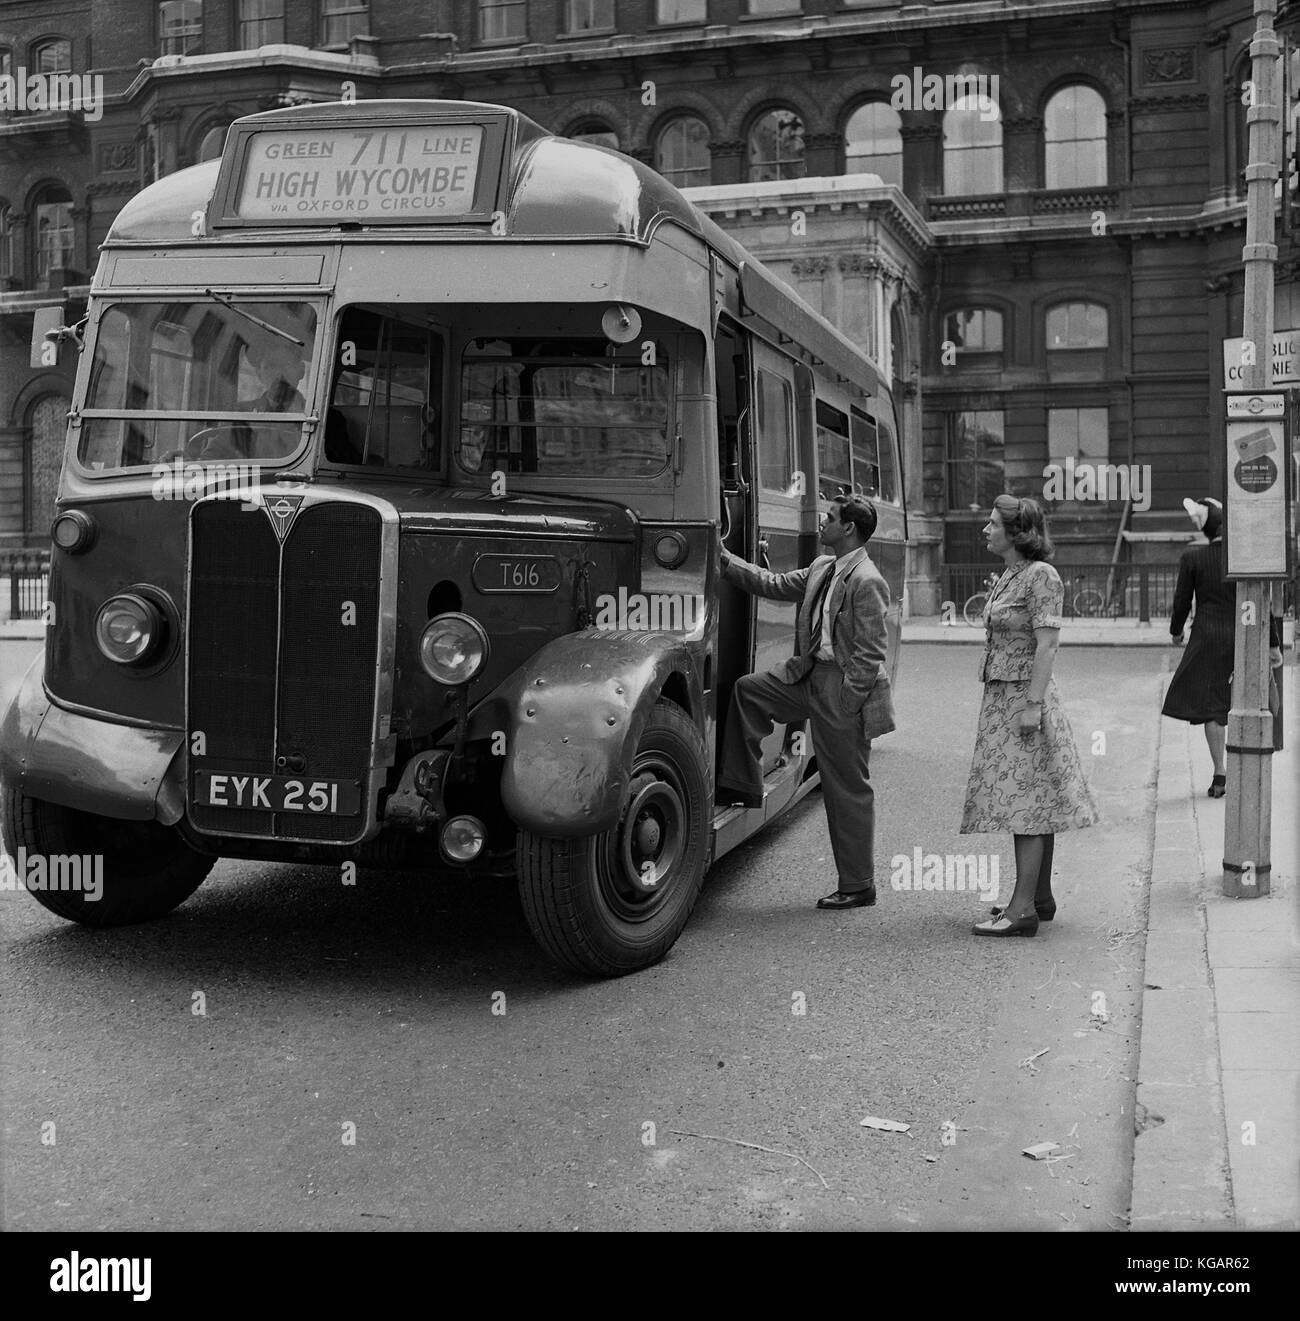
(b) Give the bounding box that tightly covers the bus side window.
[875,413,900,504]
[849,408,879,500]
[327,308,441,472]
[755,366,795,493]
[816,400,852,500]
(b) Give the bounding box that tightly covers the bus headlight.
[419,613,489,685]
[441,815,486,862]
[95,593,162,665]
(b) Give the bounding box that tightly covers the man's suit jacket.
[722,548,897,739]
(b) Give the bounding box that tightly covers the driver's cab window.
[326,308,441,472]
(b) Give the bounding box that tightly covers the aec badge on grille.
[263,493,304,542]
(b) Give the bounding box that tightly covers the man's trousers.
[717,659,875,893]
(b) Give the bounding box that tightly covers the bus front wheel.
[516,701,709,977]
[1,787,215,927]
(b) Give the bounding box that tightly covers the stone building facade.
[0,0,1277,613]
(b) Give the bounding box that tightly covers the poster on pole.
[1224,392,1290,579]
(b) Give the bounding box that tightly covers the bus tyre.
[1,787,214,927]
[517,701,709,977]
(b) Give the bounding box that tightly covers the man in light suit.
[716,494,895,909]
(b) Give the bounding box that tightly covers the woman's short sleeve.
[1026,562,1064,629]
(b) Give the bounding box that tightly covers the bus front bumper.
[0,656,186,825]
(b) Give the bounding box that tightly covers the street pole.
[1226,0,1279,897]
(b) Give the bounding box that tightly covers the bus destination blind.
[233,125,485,221]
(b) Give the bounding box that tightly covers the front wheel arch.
[516,700,710,977]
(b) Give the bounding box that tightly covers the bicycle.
[962,573,998,626]
[1071,573,1125,618]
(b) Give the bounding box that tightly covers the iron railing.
[1,548,51,621]
[942,562,1182,623]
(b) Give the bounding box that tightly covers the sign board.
[1224,392,1290,578]
[209,108,512,230]
[1222,330,1300,387]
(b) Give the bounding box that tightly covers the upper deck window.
[458,337,670,479]
[79,299,318,471]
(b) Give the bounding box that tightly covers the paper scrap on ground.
[861,1116,910,1132]
[1023,1141,1061,1160]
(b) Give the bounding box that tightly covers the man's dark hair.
[832,494,878,543]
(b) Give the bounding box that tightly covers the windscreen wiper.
[202,289,305,346]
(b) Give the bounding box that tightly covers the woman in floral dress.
[962,495,1099,937]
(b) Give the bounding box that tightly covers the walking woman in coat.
[1161,498,1234,797]
[962,495,1100,937]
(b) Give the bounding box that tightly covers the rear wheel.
[963,592,988,627]
[517,701,709,977]
[1,787,214,927]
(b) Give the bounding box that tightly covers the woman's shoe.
[972,912,1039,937]
[1208,775,1226,799]
[991,900,1056,922]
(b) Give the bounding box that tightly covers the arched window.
[1,47,13,80]
[239,0,285,47]
[844,103,902,185]
[31,37,72,73]
[1046,301,1108,349]
[943,307,1003,354]
[943,94,1002,195]
[158,2,202,56]
[748,107,805,182]
[656,116,711,187]
[198,124,229,162]
[33,185,73,281]
[1044,85,1107,189]
[568,121,619,149]
[0,205,13,283]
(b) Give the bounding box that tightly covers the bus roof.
[103,99,884,395]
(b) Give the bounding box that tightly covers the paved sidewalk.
[1130,661,1300,1229]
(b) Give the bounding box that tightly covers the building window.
[198,124,229,162]
[1047,407,1109,492]
[0,205,13,281]
[1046,302,1108,349]
[479,0,526,41]
[158,2,202,56]
[32,38,73,74]
[0,47,11,80]
[656,0,706,21]
[844,103,902,185]
[566,0,614,32]
[656,116,711,187]
[746,0,800,13]
[34,186,73,281]
[748,107,805,182]
[568,121,619,149]
[320,0,368,46]
[944,308,1003,354]
[946,409,1005,510]
[239,0,285,47]
[1044,85,1107,189]
[943,94,1002,195]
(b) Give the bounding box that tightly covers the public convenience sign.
[230,124,485,222]
[1224,392,1290,578]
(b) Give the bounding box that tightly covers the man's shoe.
[817,886,876,909]
[715,787,763,810]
